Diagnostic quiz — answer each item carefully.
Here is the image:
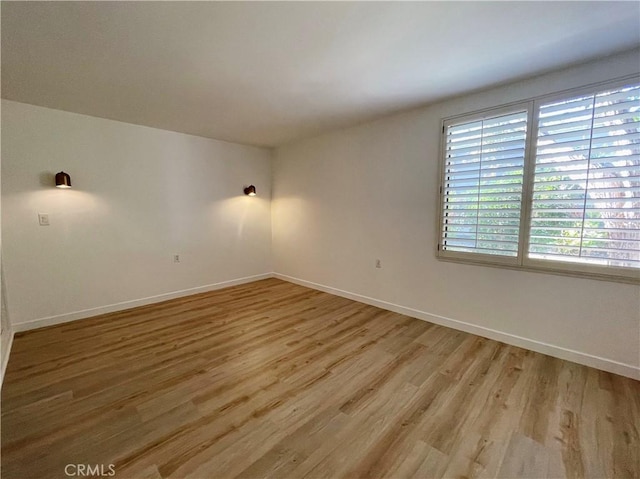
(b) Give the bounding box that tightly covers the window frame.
[437,102,534,267]
[436,75,640,284]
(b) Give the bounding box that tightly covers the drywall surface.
[272,50,640,377]
[1,98,13,384]
[1,263,13,386]
[2,100,272,328]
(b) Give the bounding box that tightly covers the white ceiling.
[2,2,639,148]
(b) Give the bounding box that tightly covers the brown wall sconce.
[55,171,72,188]
[243,185,256,196]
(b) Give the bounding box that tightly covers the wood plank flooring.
[1,278,639,479]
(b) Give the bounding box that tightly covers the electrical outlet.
[375,259,382,268]
[38,213,50,226]
[174,254,180,263]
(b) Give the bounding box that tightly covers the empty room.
[1,1,639,478]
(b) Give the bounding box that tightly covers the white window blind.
[441,110,528,257]
[529,84,640,269]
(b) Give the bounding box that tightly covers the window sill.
[436,253,640,285]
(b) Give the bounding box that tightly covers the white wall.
[1,98,14,384]
[272,50,640,379]
[1,263,13,385]
[2,100,272,330]
[2,51,638,380]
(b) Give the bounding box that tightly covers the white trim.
[274,273,640,380]
[1,330,15,388]
[12,273,273,333]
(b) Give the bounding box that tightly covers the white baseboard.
[274,273,640,381]
[12,273,273,333]
[1,329,15,388]
[9,271,639,380]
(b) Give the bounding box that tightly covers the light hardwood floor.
[1,278,639,479]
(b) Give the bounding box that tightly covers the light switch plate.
[38,213,50,226]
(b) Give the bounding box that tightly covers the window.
[438,78,640,282]
[441,108,528,261]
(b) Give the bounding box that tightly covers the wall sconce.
[55,171,72,188]
[243,185,256,196]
